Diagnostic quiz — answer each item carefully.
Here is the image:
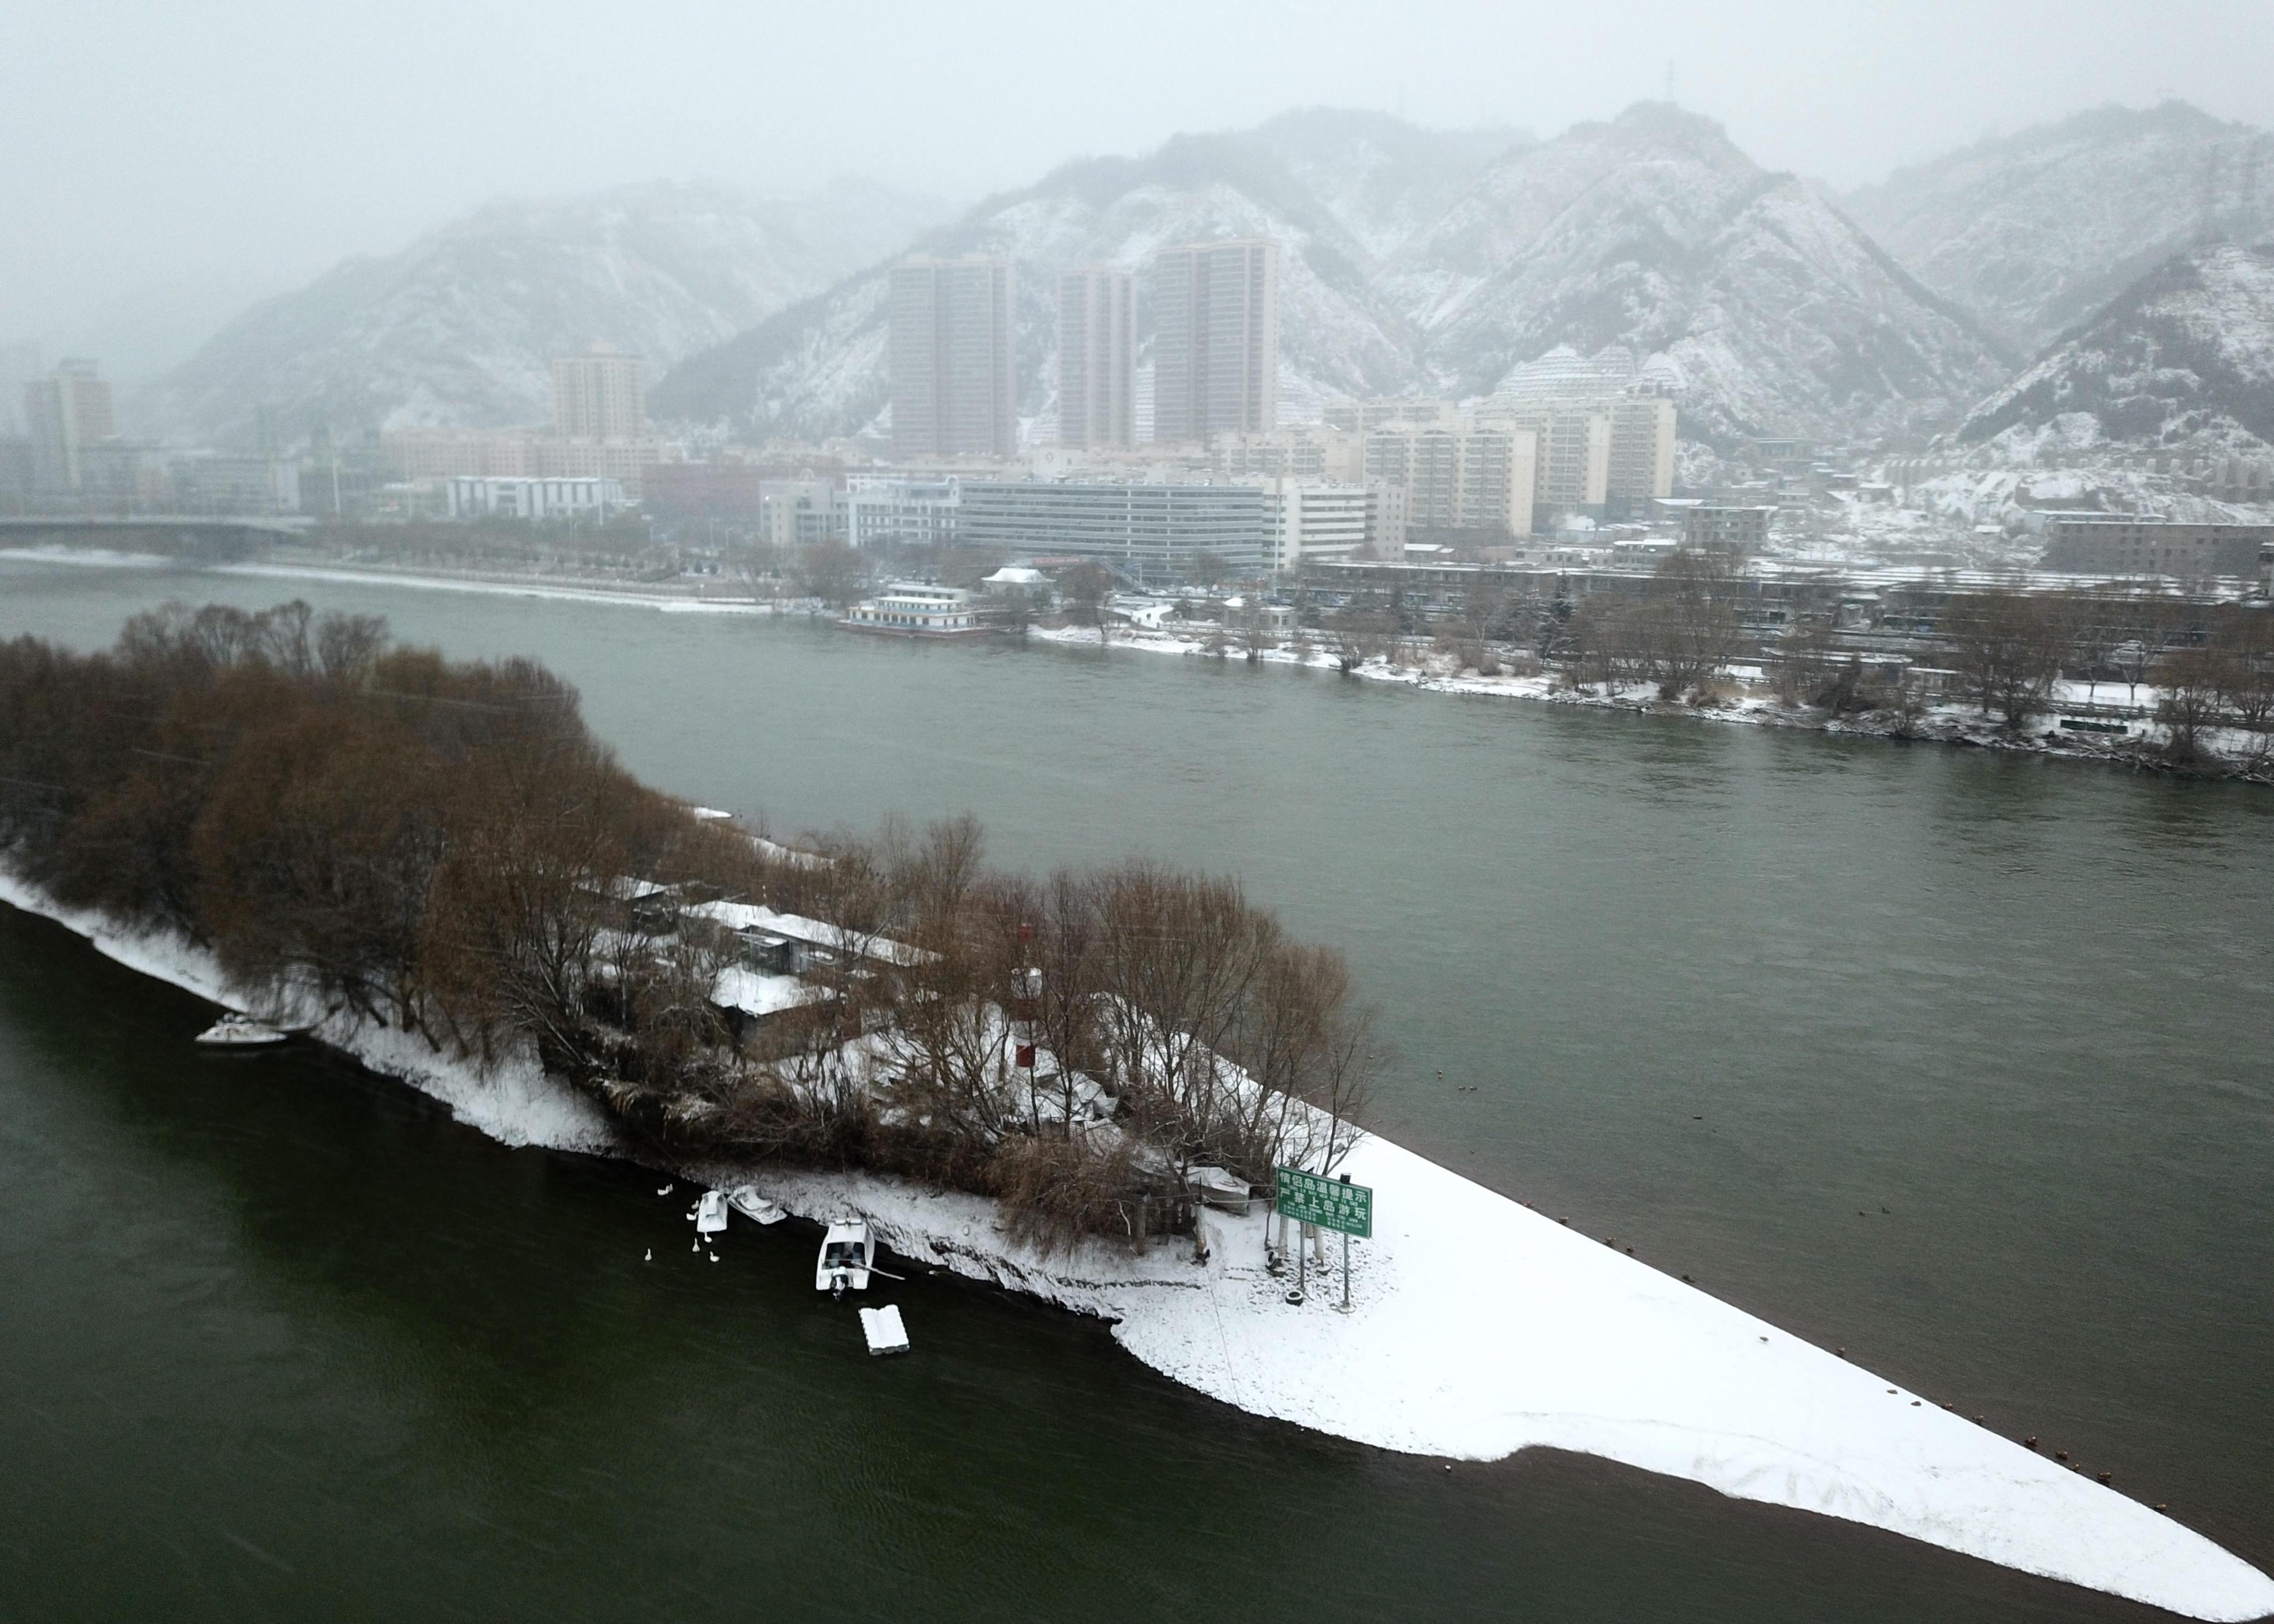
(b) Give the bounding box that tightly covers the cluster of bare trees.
[1937,589,2274,755]
[1562,550,1749,701]
[0,602,1374,1249]
[691,829,1377,1248]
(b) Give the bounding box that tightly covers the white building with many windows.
[446,475,622,520]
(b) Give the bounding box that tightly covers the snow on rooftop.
[690,900,931,966]
[709,966,828,1018]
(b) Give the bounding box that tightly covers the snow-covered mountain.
[651,111,1523,438]
[1387,104,2009,446]
[143,178,954,446]
[659,105,2005,451]
[1844,102,2274,355]
[1959,241,2274,454]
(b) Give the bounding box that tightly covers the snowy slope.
[652,112,1514,436]
[143,178,953,446]
[663,105,2006,451]
[1846,102,2274,353]
[1388,105,2009,446]
[1960,242,2274,452]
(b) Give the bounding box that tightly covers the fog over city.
[4,6,2274,1622]
[6,0,2274,379]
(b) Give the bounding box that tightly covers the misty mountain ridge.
[140,98,2274,460]
[1959,239,2274,456]
[1845,101,2274,354]
[657,103,2005,451]
[652,108,1527,440]
[143,176,955,446]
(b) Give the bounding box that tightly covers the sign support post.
[1274,1166,1373,1312]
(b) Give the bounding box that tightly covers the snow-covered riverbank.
[6,868,2268,1619]
[1029,621,2273,780]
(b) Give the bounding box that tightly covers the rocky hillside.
[652,111,1522,439]
[1387,104,2008,446]
[1959,241,2274,453]
[1845,102,2274,354]
[660,105,2007,451]
[144,178,953,446]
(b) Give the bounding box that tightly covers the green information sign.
[1275,1167,1372,1238]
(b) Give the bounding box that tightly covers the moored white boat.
[1185,1164,1255,1211]
[727,1185,786,1225]
[815,1221,873,1296]
[694,1189,729,1236]
[194,1016,287,1047]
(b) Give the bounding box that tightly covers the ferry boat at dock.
[839,583,994,639]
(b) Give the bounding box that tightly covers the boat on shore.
[816,1220,874,1297]
[727,1186,786,1225]
[194,1016,287,1047]
[839,583,995,639]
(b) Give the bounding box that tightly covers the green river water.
[1,558,2268,1621]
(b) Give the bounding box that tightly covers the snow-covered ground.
[1031,621,2273,775]
[6,866,2269,1618]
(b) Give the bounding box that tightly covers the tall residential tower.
[551,346,646,439]
[1056,266,1134,449]
[1152,239,1277,445]
[23,358,115,493]
[890,256,1018,460]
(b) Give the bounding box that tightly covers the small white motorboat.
[816,1221,873,1298]
[694,1190,729,1236]
[858,1304,910,1356]
[1185,1165,1255,1212]
[727,1185,786,1225]
[194,1017,287,1048]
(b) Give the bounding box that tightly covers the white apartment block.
[447,475,622,520]
[1153,239,1277,444]
[891,257,1018,460]
[552,347,646,440]
[1478,394,1675,523]
[846,475,961,550]
[1363,426,1538,538]
[1321,397,1458,434]
[1057,267,1135,449]
[759,479,849,549]
[1256,478,1372,572]
[1213,428,1365,483]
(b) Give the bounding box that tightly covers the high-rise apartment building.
[1152,239,1278,444]
[1477,393,1675,524]
[1604,397,1676,519]
[1057,267,1134,449]
[23,358,115,492]
[551,347,646,439]
[891,257,1018,460]
[1477,402,1612,525]
[1363,426,1537,538]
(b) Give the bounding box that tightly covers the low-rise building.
[446,475,623,520]
[845,475,960,549]
[1259,478,1371,571]
[761,479,848,549]
[2040,517,2274,578]
[1679,504,1774,553]
[957,480,1267,582]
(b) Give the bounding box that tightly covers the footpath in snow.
[5,870,2268,1622]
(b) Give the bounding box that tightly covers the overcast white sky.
[5,0,2272,378]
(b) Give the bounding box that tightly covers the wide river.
[2,557,2269,1622]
